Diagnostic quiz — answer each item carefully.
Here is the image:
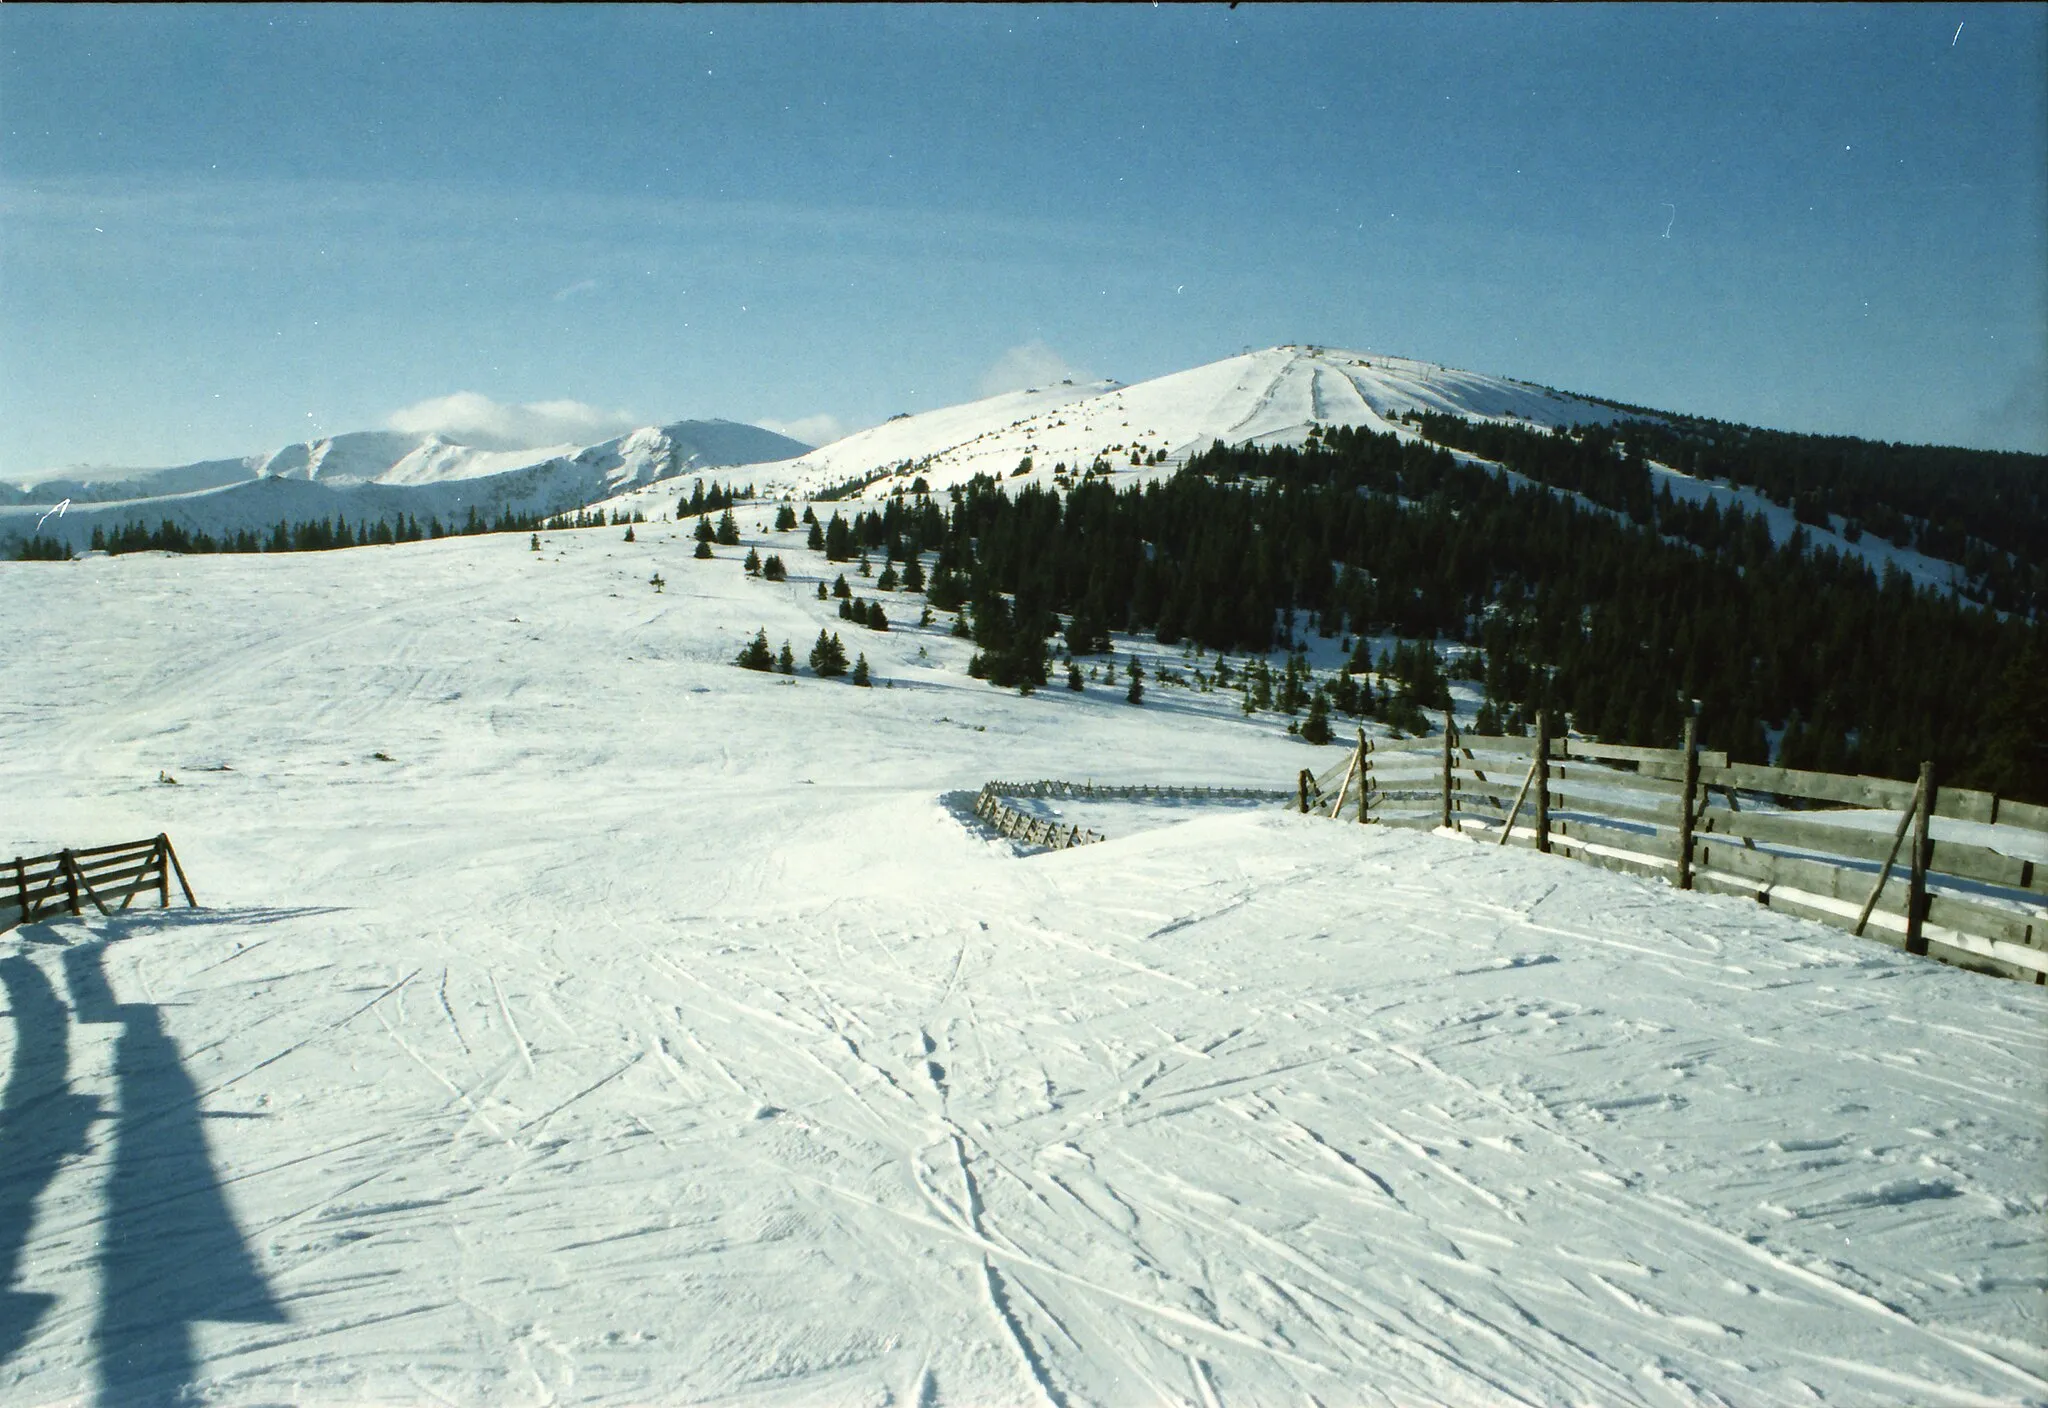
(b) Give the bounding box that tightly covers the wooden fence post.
[1440,709,1455,830]
[1534,711,1552,854]
[1906,761,1935,956]
[14,857,25,927]
[60,850,80,915]
[1677,714,1699,891]
[156,835,171,908]
[1853,772,1924,937]
[1298,769,1312,814]
[1356,730,1371,824]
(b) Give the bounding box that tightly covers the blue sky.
[2,3,2044,474]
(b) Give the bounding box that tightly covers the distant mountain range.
[5,348,2029,608]
[0,419,810,551]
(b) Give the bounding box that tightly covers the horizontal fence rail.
[7,834,198,934]
[974,780,1297,851]
[1301,719,2048,985]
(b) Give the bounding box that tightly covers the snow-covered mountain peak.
[760,345,1635,501]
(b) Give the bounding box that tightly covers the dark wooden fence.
[1303,721,2048,984]
[6,835,198,934]
[974,780,1296,851]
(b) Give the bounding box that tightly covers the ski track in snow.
[2,523,2044,1406]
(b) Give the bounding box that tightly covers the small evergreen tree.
[694,539,713,559]
[876,564,899,591]
[777,641,796,674]
[869,602,890,631]
[775,503,798,532]
[833,573,852,599]
[744,547,762,575]
[763,554,787,581]
[623,525,636,542]
[650,571,666,593]
[1126,674,1144,705]
[735,629,774,671]
[1302,691,1333,745]
[809,630,849,677]
[530,533,540,551]
[852,653,871,687]
[816,580,829,599]
[1067,662,1084,691]
[715,509,741,546]
[919,604,934,627]
[694,517,715,544]
[807,520,825,551]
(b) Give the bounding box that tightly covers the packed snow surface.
[2,523,2044,1406]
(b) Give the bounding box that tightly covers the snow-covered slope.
[0,420,808,551]
[3,527,2042,1406]
[757,345,1634,500]
[750,344,1982,597]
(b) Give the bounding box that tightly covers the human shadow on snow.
[0,942,288,1404]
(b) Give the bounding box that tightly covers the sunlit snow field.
[2,519,2044,1406]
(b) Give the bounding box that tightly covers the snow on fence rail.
[1300,719,2048,984]
[973,780,1296,851]
[6,834,198,934]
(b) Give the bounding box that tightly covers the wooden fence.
[1303,720,2048,984]
[973,780,1296,851]
[6,834,198,934]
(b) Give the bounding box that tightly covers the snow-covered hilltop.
[760,345,1634,500]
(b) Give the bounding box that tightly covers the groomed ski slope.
[2,522,2044,1407]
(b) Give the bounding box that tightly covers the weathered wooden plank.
[70,847,164,880]
[1693,809,2044,895]
[1551,762,1694,800]
[1552,738,1729,770]
[1551,818,1683,862]
[1696,762,1918,810]
[1458,775,1683,829]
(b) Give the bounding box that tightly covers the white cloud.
[552,278,602,302]
[977,341,1085,398]
[757,413,849,449]
[385,393,640,450]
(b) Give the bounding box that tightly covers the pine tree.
[903,555,926,591]
[530,533,540,551]
[775,503,798,532]
[623,525,636,542]
[807,520,825,551]
[694,517,715,544]
[744,547,762,575]
[868,602,890,632]
[694,539,713,559]
[1302,691,1333,745]
[809,630,849,677]
[1067,662,1084,691]
[716,509,741,546]
[777,641,796,674]
[650,571,665,593]
[876,564,899,591]
[833,573,852,599]
[735,629,774,671]
[763,554,787,581]
[1126,674,1145,705]
[816,580,829,600]
[852,654,871,686]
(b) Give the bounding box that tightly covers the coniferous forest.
[829,422,2045,801]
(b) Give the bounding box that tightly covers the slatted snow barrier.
[1301,718,2048,983]
[6,834,198,934]
[973,780,1296,851]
